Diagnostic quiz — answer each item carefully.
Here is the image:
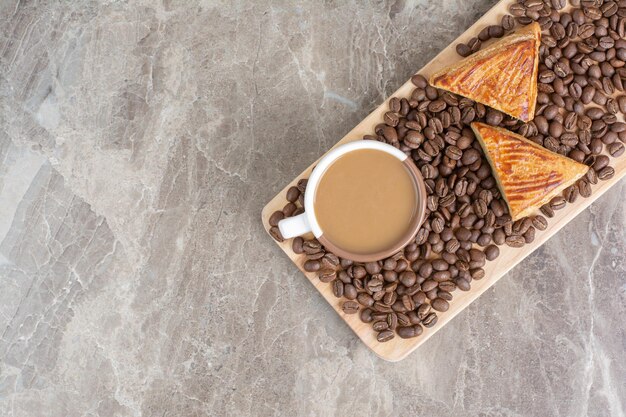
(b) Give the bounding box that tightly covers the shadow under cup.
[312,144,427,263]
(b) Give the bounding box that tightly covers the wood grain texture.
[261,0,626,362]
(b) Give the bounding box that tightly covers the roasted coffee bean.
[476,233,491,247]
[502,15,515,31]
[396,312,411,327]
[296,178,308,193]
[333,280,344,298]
[509,3,525,16]
[365,261,382,274]
[377,330,395,342]
[609,141,625,156]
[422,312,438,327]
[269,210,285,227]
[286,186,300,203]
[303,240,322,254]
[342,300,359,314]
[384,111,399,127]
[357,293,375,308]
[598,166,615,180]
[359,308,373,323]
[484,244,500,261]
[532,215,548,231]
[389,97,401,113]
[438,281,456,293]
[431,297,449,312]
[505,235,525,248]
[564,185,579,203]
[344,284,357,300]
[386,312,399,331]
[321,253,340,270]
[411,74,428,88]
[549,196,567,210]
[521,225,535,243]
[578,179,592,197]
[445,146,463,160]
[269,226,284,242]
[471,268,485,280]
[292,236,304,254]
[405,130,424,148]
[383,291,397,306]
[456,43,472,57]
[398,325,423,339]
[455,277,471,291]
[305,249,324,261]
[468,37,481,53]
[478,26,491,41]
[282,202,297,217]
[401,294,415,311]
[319,269,336,283]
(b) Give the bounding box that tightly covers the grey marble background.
[0,1,624,416]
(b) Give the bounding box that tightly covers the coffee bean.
[598,166,615,180]
[344,284,357,300]
[269,226,284,242]
[445,146,463,160]
[578,179,592,197]
[384,111,399,127]
[468,37,481,53]
[292,236,304,254]
[377,330,395,342]
[342,300,359,314]
[422,312,438,327]
[489,25,505,38]
[505,235,525,248]
[285,187,300,203]
[356,293,374,308]
[389,97,401,113]
[333,280,344,298]
[319,269,336,283]
[609,141,625,156]
[484,244,500,261]
[461,148,481,165]
[282,202,297,217]
[502,15,515,31]
[550,195,567,210]
[398,325,423,339]
[269,210,285,227]
[509,3,525,17]
[359,308,373,323]
[431,298,449,312]
[456,43,471,57]
[411,74,428,89]
[539,70,557,83]
[455,277,471,291]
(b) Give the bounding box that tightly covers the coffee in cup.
[278,141,426,262]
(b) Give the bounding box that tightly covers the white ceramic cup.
[278,140,427,262]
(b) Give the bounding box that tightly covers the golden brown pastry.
[430,23,541,122]
[471,122,589,221]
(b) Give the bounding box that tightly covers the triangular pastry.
[430,23,541,122]
[471,122,589,221]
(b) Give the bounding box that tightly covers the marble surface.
[0,0,624,416]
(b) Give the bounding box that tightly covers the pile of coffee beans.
[269,0,625,343]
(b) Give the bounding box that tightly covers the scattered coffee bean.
[377,330,395,342]
[269,227,284,242]
[597,166,615,180]
[431,298,449,312]
[342,301,359,314]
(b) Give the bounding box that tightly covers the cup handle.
[278,213,311,239]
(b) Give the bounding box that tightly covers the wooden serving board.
[261,0,626,361]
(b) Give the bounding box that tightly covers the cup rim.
[304,140,427,262]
